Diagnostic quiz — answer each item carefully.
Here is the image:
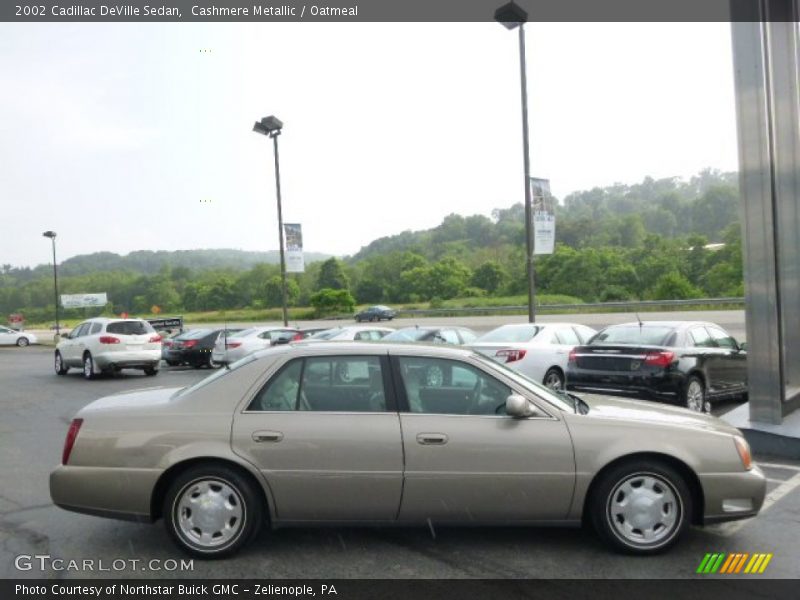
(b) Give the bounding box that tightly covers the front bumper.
[700,465,767,524]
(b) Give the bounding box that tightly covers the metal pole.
[51,237,61,339]
[518,24,536,323]
[272,133,290,327]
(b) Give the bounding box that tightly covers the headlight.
[733,436,753,470]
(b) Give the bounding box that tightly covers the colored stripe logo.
[696,552,773,574]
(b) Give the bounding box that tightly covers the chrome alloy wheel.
[83,355,93,379]
[607,473,681,548]
[175,478,245,550]
[685,379,704,412]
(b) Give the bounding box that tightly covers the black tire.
[82,353,95,380]
[163,464,263,559]
[54,351,68,375]
[207,354,221,369]
[590,460,692,555]
[144,365,159,377]
[16,337,30,347]
[355,317,362,323]
[166,360,179,367]
[543,367,565,391]
[682,375,706,413]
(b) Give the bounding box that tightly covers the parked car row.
[50,316,748,414]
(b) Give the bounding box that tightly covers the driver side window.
[397,357,511,416]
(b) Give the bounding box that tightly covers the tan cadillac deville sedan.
[50,342,766,558]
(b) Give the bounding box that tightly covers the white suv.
[55,318,162,379]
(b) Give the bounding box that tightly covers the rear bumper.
[94,350,161,370]
[50,465,159,522]
[700,465,767,524]
[166,348,210,364]
[567,370,683,401]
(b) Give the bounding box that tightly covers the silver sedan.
[50,342,765,558]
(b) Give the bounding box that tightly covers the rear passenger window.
[689,327,716,348]
[555,328,580,345]
[247,356,387,413]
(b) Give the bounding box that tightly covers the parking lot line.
[756,461,800,472]
[711,470,800,537]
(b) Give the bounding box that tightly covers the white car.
[468,322,597,390]
[211,326,300,365]
[304,325,394,342]
[0,326,37,347]
[54,318,162,379]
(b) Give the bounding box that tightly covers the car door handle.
[416,433,448,445]
[252,430,283,443]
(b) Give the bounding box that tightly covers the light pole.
[495,1,536,323]
[253,115,289,326]
[42,230,61,340]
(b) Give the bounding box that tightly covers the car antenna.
[636,312,643,330]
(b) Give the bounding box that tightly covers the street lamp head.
[260,116,283,132]
[495,1,528,29]
[252,121,270,135]
[42,230,57,239]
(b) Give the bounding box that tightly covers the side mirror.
[505,394,538,418]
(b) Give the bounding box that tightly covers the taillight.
[182,339,198,348]
[496,349,526,363]
[149,335,162,343]
[644,351,675,367]
[62,418,83,465]
[163,340,173,347]
[292,333,303,341]
[568,349,578,363]
[98,336,120,344]
[226,342,242,349]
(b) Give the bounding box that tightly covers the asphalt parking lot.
[2,343,798,580]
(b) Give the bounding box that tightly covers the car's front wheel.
[144,364,159,376]
[590,460,692,555]
[54,351,68,375]
[16,337,30,347]
[163,464,263,558]
[207,354,221,369]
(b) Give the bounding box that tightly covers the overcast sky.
[0,22,738,268]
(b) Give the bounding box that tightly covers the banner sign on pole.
[60,293,108,309]
[530,177,556,255]
[284,223,305,273]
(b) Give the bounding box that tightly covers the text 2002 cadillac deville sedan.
[51,342,765,558]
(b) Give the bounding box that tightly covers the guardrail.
[394,297,746,317]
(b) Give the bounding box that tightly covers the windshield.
[477,325,542,343]
[310,329,340,340]
[383,328,431,342]
[180,329,212,340]
[472,353,574,412]
[106,320,155,335]
[592,325,675,346]
[231,328,259,338]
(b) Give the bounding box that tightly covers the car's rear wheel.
[590,460,691,555]
[82,353,95,380]
[163,465,263,558]
[543,367,565,391]
[144,365,159,376]
[683,375,706,413]
[16,337,29,347]
[166,360,179,367]
[54,351,68,375]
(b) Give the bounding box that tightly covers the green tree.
[650,271,702,300]
[310,288,356,316]
[471,261,508,294]
[317,258,350,290]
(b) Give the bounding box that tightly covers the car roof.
[609,321,707,329]
[252,341,476,360]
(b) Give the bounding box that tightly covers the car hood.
[578,393,741,435]
[78,386,182,415]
